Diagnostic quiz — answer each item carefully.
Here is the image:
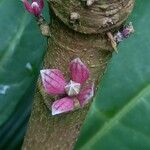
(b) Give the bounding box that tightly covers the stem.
[23,0,134,149]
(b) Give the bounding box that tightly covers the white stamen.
[31,2,39,8]
[65,80,81,96]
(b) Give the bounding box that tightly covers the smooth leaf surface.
[0,0,47,149]
[75,1,150,150]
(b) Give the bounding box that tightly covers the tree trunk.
[23,0,134,149]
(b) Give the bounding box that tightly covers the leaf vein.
[79,84,150,150]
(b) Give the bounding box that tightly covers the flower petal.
[40,69,67,95]
[69,58,90,84]
[22,0,33,13]
[39,0,44,9]
[52,97,75,115]
[77,84,94,107]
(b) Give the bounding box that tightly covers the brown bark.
[23,0,134,149]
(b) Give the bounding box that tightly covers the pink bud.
[52,97,75,115]
[22,0,44,17]
[40,69,67,95]
[122,22,134,38]
[69,58,90,84]
[77,84,94,107]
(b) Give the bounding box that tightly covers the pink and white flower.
[114,22,134,43]
[22,0,44,17]
[40,58,94,115]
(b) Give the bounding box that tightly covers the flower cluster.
[40,58,94,115]
[114,22,134,43]
[22,0,44,17]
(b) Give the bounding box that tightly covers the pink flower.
[113,22,134,45]
[122,22,134,38]
[22,0,44,17]
[40,58,94,115]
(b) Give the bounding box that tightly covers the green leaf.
[75,1,150,150]
[0,0,47,149]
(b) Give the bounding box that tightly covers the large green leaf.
[75,1,150,150]
[0,0,47,149]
